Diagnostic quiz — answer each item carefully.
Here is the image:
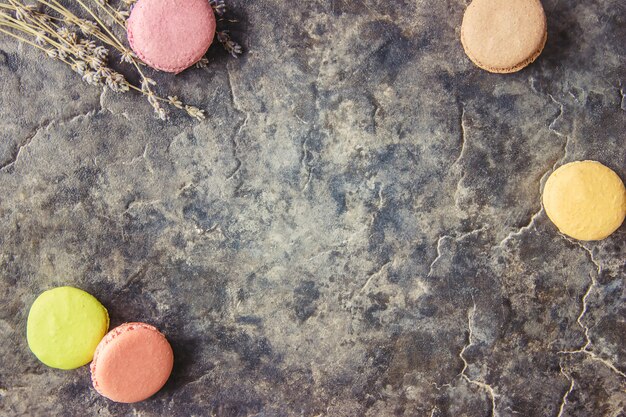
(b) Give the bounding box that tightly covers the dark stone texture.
[0,0,624,416]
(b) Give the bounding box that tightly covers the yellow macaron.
[27,286,109,369]
[543,161,626,241]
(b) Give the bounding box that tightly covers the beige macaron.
[461,0,547,73]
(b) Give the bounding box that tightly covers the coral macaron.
[127,0,216,73]
[91,322,174,403]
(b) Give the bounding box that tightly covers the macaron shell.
[91,323,174,403]
[127,0,216,73]
[461,0,547,73]
[27,286,109,370]
[543,161,626,241]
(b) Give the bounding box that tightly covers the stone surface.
[0,0,625,416]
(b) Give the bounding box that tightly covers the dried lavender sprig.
[0,0,214,120]
[77,0,175,119]
[3,3,110,74]
[195,57,209,68]
[90,0,127,28]
[1,14,125,92]
[29,0,131,60]
[217,30,242,58]
[209,0,226,16]
[0,4,202,119]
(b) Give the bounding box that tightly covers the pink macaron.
[127,0,216,73]
[90,322,174,403]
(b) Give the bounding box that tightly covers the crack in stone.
[368,184,385,230]
[125,263,148,287]
[0,127,41,171]
[556,361,575,417]
[95,88,130,120]
[367,93,381,135]
[459,302,499,417]
[557,244,626,380]
[548,94,565,137]
[431,382,452,391]
[69,109,99,124]
[497,208,543,248]
[225,64,248,181]
[177,182,195,195]
[358,259,392,295]
[404,146,420,166]
[1,104,105,171]
[300,134,314,192]
[306,248,337,263]
[453,103,468,209]
[376,185,384,210]
[497,130,569,246]
[429,228,485,277]
[561,335,626,379]
[536,93,571,185]
[226,144,243,180]
[454,102,468,167]
[495,93,571,247]
[225,113,247,180]
[619,81,625,111]
[497,102,572,250]
[570,240,602,276]
[453,171,467,210]
[427,235,451,278]
[195,223,221,236]
[541,135,570,174]
[509,94,570,245]
[177,373,212,392]
[548,134,570,179]
[305,226,368,263]
[122,199,161,215]
[342,226,368,247]
[97,87,126,119]
[300,45,330,192]
[295,114,309,125]
[543,95,571,180]
[575,274,595,352]
[528,75,540,94]
[124,144,154,174]
[99,88,107,113]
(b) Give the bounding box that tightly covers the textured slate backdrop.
[0,0,625,416]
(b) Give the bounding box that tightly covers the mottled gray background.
[1,0,625,416]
